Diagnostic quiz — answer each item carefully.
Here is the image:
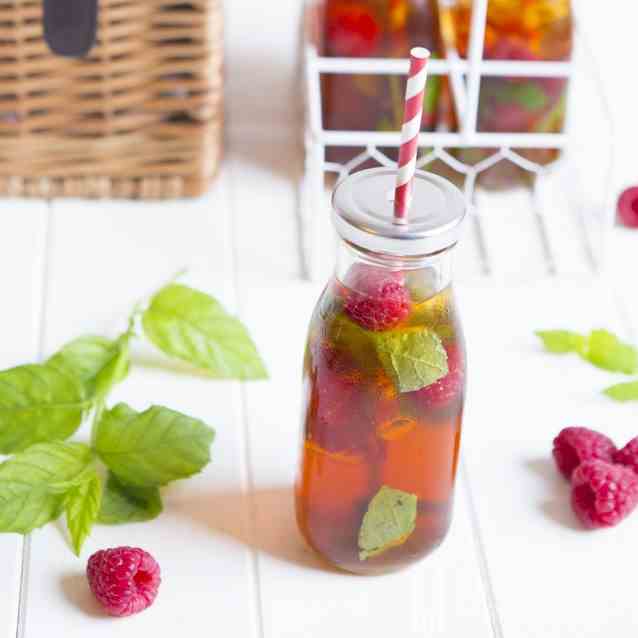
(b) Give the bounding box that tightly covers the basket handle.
[43,0,98,58]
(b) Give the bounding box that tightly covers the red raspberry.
[409,342,465,413]
[87,547,161,617]
[571,460,638,529]
[552,427,616,480]
[617,186,638,229]
[613,436,638,474]
[343,264,411,332]
[325,2,381,57]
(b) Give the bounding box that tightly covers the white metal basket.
[300,0,614,282]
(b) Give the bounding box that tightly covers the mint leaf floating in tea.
[48,334,130,400]
[99,473,163,525]
[142,283,268,380]
[603,380,638,403]
[358,486,417,561]
[375,327,448,393]
[582,330,638,375]
[0,442,93,534]
[95,403,215,487]
[65,470,102,556]
[535,330,587,354]
[0,365,88,454]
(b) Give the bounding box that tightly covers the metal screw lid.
[332,168,466,257]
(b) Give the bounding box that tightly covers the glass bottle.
[443,0,573,188]
[295,168,467,574]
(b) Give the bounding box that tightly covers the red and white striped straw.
[394,46,431,224]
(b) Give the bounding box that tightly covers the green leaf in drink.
[65,470,102,555]
[142,283,268,380]
[358,486,417,561]
[535,330,587,354]
[94,403,215,487]
[0,442,93,534]
[99,473,163,525]
[603,380,638,402]
[0,365,87,454]
[375,327,448,393]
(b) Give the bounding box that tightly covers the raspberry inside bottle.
[295,168,467,574]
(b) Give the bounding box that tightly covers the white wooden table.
[2,2,638,637]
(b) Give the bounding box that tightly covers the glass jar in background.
[295,168,467,574]
[443,0,573,188]
[321,0,443,165]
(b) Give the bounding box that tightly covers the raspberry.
[87,547,161,617]
[613,436,638,474]
[325,2,381,57]
[617,186,638,229]
[552,427,616,480]
[343,264,411,332]
[571,460,638,529]
[408,342,465,413]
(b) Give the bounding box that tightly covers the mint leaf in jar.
[94,403,215,487]
[358,486,417,561]
[582,330,638,374]
[142,283,267,380]
[535,330,586,354]
[65,470,102,556]
[99,473,163,525]
[0,364,88,453]
[603,380,638,403]
[375,327,448,393]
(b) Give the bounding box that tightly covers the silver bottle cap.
[332,168,466,257]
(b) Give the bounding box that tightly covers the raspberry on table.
[617,186,638,229]
[87,547,161,617]
[343,264,411,332]
[552,427,616,480]
[571,460,638,529]
[613,436,638,475]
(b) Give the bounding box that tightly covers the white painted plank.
[0,202,48,638]
[21,176,260,637]
[462,277,638,638]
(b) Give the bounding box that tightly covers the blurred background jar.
[321,0,443,164]
[443,0,573,188]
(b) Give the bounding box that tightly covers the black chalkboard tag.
[43,0,98,58]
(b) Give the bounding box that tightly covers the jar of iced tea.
[296,168,467,574]
[443,0,573,188]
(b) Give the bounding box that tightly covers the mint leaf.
[603,380,638,402]
[582,330,638,374]
[142,284,268,380]
[65,470,102,555]
[95,403,215,487]
[490,81,548,111]
[99,473,163,524]
[358,486,417,561]
[0,442,93,534]
[48,334,130,399]
[0,365,87,453]
[536,330,586,354]
[375,327,448,393]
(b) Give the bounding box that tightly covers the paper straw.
[394,47,431,224]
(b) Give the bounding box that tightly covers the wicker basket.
[0,0,223,199]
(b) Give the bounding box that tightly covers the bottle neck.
[335,240,455,299]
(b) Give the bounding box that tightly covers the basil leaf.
[142,284,268,380]
[65,471,102,555]
[358,486,417,561]
[603,380,638,403]
[95,403,215,487]
[99,473,163,524]
[0,442,93,534]
[375,327,448,393]
[47,334,130,399]
[536,330,587,354]
[582,330,638,374]
[0,364,87,453]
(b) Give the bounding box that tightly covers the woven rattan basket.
[0,0,223,199]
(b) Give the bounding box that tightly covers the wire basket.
[300,0,614,281]
[0,0,223,199]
